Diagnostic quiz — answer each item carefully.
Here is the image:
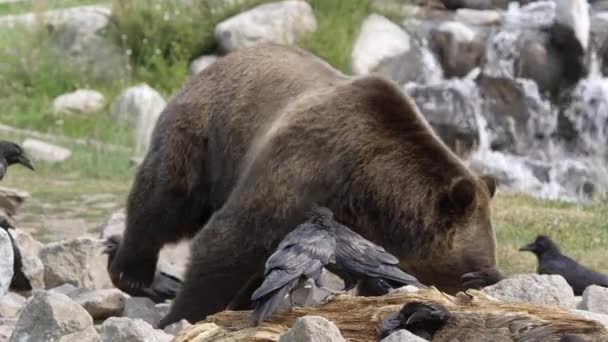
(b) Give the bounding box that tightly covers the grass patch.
[494,194,608,275]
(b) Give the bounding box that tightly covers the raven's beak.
[16,155,34,171]
[518,242,536,252]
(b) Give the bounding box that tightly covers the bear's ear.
[442,177,476,215]
[480,174,497,198]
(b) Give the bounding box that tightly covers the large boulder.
[39,237,112,289]
[351,14,411,76]
[110,84,166,156]
[482,274,576,308]
[278,316,346,342]
[214,0,317,52]
[52,89,106,115]
[0,230,13,298]
[9,290,94,342]
[100,317,172,342]
[0,292,27,319]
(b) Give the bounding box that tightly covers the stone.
[0,187,29,217]
[60,326,101,342]
[0,5,110,32]
[71,288,128,320]
[110,84,167,156]
[279,316,346,342]
[99,209,126,239]
[317,269,344,291]
[381,329,429,342]
[50,283,81,296]
[9,228,44,290]
[123,297,161,327]
[389,285,421,295]
[0,292,26,319]
[454,8,502,25]
[40,237,112,289]
[52,89,106,115]
[0,230,13,298]
[351,14,411,76]
[571,309,608,327]
[482,274,576,308]
[189,55,218,75]
[22,138,71,163]
[430,21,485,78]
[100,317,172,342]
[163,319,192,336]
[0,318,16,342]
[9,290,93,342]
[214,0,317,52]
[374,41,443,86]
[579,285,608,315]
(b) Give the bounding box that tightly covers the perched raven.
[250,206,426,326]
[103,235,183,303]
[519,235,608,295]
[0,141,34,181]
[0,217,32,292]
[377,301,451,341]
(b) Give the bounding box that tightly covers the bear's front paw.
[108,242,158,292]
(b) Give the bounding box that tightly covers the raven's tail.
[250,279,298,326]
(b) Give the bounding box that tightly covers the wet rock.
[123,297,161,327]
[71,288,128,320]
[381,329,429,342]
[0,187,29,217]
[214,0,316,52]
[430,21,485,78]
[22,138,71,163]
[0,230,13,298]
[189,55,218,75]
[110,84,166,156]
[164,319,192,336]
[40,237,112,289]
[9,228,44,290]
[0,292,26,319]
[9,290,93,342]
[100,317,172,342]
[579,285,608,315]
[52,89,106,115]
[351,14,411,76]
[482,274,576,308]
[279,316,345,342]
[405,77,479,156]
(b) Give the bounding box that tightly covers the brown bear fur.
[108,43,498,327]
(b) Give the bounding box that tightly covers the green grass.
[0,0,105,16]
[493,194,608,276]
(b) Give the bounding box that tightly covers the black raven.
[377,301,451,340]
[103,235,183,303]
[0,141,34,181]
[250,206,426,326]
[519,235,608,295]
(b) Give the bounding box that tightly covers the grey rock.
[571,309,608,327]
[0,5,110,32]
[123,297,161,327]
[0,319,16,342]
[22,138,71,163]
[0,230,13,298]
[71,288,128,320]
[482,274,576,308]
[99,210,126,239]
[155,303,171,320]
[317,269,344,291]
[10,229,45,290]
[389,285,421,295]
[50,283,81,297]
[580,285,608,315]
[100,317,172,342]
[60,326,101,342]
[9,290,93,342]
[279,316,345,342]
[381,329,429,342]
[52,89,106,115]
[189,55,219,75]
[40,237,112,289]
[163,319,192,336]
[0,292,26,319]
[351,14,411,76]
[454,8,502,25]
[374,40,443,86]
[214,0,317,52]
[110,84,166,156]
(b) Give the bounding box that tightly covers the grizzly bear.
[108,43,498,327]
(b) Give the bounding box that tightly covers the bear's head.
[400,174,497,294]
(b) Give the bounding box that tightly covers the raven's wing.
[331,222,424,288]
[250,222,336,325]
